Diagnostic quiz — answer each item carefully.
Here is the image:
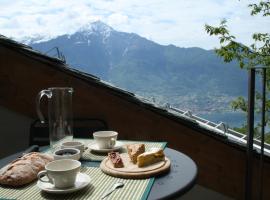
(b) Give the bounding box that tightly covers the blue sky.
[0,0,269,49]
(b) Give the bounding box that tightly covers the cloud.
[107,13,129,26]
[0,0,269,49]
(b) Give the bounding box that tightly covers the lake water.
[199,112,246,128]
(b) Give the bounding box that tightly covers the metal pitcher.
[36,87,74,148]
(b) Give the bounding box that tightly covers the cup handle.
[37,170,52,183]
[110,138,116,147]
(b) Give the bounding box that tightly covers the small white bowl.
[53,148,81,160]
[61,141,85,156]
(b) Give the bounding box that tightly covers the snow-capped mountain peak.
[21,33,53,45]
[78,21,114,39]
[21,21,114,45]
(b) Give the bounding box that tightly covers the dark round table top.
[0,146,197,200]
[148,148,197,200]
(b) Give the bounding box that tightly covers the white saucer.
[88,141,124,153]
[37,173,90,194]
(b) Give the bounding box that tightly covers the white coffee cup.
[61,141,84,156]
[93,131,118,149]
[37,159,81,188]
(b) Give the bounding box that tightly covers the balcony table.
[0,145,197,200]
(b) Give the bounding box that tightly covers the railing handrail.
[164,104,270,156]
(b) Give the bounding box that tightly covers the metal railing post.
[259,68,266,199]
[245,68,255,200]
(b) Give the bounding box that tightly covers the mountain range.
[28,21,248,115]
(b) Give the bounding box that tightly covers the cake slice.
[137,148,165,167]
[126,144,145,164]
[108,152,124,168]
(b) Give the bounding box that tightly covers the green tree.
[205,1,270,143]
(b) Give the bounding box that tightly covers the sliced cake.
[108,152,124,168]
[137,148,165,167]
[126,144,145,164]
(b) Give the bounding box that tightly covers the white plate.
[88,141,124,153]
[37,173,90,194]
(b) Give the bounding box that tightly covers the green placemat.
[0,166,153,200]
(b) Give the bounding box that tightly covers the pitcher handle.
[36,89,52,123]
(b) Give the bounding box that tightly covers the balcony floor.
[178,185,233,200]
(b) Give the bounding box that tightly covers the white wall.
[0,105,33,158]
